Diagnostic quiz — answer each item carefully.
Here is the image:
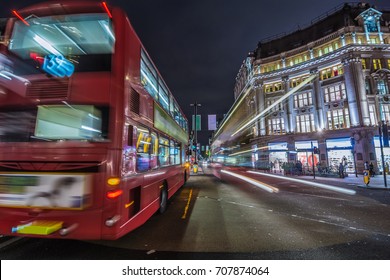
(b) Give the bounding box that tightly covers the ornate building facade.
[213,3,390,174]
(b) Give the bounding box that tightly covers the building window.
[267,118,285,135]
[324,83,346,103]
[290,75,309,88]
[365,18,378,32]
[370,36,379,44]
[327,108,350,130]
[264,82,282,93]
[295,114,314,133]
[267,99,283,112]
[294,92,312,108]
[380,104,390,122]
[320,65,343,80]
[361,58,367,69]
[373,59,382,70]
[377,80,389,95]
[369,104,377,126]
[365,78,373,95]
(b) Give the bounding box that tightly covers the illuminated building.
[213,3,390,174]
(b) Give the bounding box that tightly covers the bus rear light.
[12,10,30,26]
[107,177,120,186]
[105,215,120,227]
[102,2,112,18]
[106,189,123,199]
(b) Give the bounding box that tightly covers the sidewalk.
[298,173,390,190]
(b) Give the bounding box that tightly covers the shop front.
[326,137,355,174]
[295,140,319,173]
[374,136,390,173]
[268,142,288,173]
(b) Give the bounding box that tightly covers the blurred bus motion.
[0,1,189,240]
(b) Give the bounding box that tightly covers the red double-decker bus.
[0,1,190,240]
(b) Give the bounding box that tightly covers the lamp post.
[379,121,388,188]
[350,137,358,177]
[190,102,201,164]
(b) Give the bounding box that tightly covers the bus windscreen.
[8,13,115,75]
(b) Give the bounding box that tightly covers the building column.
[254,80,266,136]
[311,68,325,130]
[283,76,293,133]
[342,56,371,126]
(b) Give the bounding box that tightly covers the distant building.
[213,3,390,174]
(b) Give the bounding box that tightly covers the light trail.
[247,171,356,195]
[221,170,279,193]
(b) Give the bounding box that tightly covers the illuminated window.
[294,92,312,108]
[361,58,367,69]
[264,82,282,93]
[158,137,170,166]
[370,36,379,44]
[295,114,314,133]
[158,81,170,112]
[150,132,159,169]
[141,49,158,99]
[373,59,382,70]
[324,83,346,103]
[377,80,389,95]
[327,108,350,130]
[387,59,390,68]
[267,118,285,135]
[267,99,283,112]
[136,127,151,172]
[380,104,390,122]
[170,140,181,165]
[290,75,309,88]
[369,105,377,126]
[320,65,343,80]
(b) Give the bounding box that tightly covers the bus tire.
[159,183,168,214]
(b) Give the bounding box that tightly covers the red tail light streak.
[12,10,30,26]
[102,2,112,18]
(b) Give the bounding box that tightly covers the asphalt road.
[1,165,390,259]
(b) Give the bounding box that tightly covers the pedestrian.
[339,162,344,178]
[364,161,369,170]
[369,162,375,177]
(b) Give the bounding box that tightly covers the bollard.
[193,163,198,173]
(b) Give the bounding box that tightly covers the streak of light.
[247,171,356,195]
[231,74,317,136]
[181,188,193,219]
[221,170,279,193]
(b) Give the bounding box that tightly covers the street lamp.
[190,102,201,164]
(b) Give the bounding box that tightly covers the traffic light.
[313,147,319,154]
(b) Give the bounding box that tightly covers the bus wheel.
[159,184,168,214]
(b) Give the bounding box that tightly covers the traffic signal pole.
[190,102,201,164]
[311,141,316,179]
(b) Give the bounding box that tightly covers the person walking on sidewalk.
[369,162,375,177]
[339,162,344,178]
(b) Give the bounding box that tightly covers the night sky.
[0,0,385,145]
